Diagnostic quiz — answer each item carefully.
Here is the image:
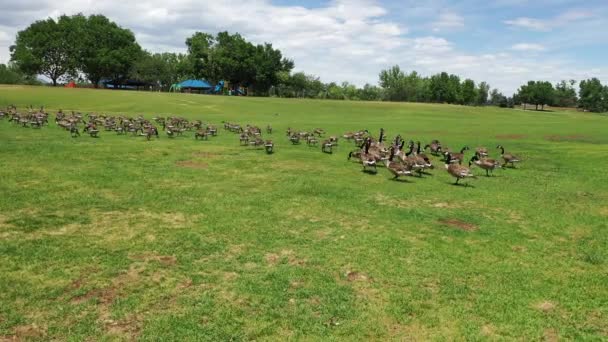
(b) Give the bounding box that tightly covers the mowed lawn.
[0,85,606,340]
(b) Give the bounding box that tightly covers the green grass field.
[0,85,606,340]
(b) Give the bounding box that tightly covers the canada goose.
[239,133,249,145]
[445,153,476,185]
[360,138,377,173]
[475,147,489,158]
[402,141,427,176]
[207,125,218,136]
[347,140,367,161]
[69,123,80,137]
[415,141,434,169]
[321,139,333,153]
[265,140,274,154]
[195,129,208,140]
[496,145,521,168]
[306,135,318,146]
[469,155,500,176]
[289,133,300,144]
[384,147,412,179]
[424,140,443,156]
[445,146,470,164]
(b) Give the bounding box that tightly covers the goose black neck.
[406,144,414,157]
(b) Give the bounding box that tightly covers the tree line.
[9,14,293,92]
[4,13,608,112]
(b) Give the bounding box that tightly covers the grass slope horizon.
[0,85,606,340]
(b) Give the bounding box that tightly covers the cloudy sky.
[1,0,607,94]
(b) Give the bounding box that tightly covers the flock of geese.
[343,128,520,185]
[0,106,521,185]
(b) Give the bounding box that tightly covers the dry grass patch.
[264,250,306,267]
[1,324,47,341]
[534,301,556,313]
[345,271,371,282]
[543,328,559,341]
[129,252,177,266]
[438,218,478,232]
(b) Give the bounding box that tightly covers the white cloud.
[504,9,594,31]
[432,11,465,32]
[511,43,546,52]
[0,1,607,96]
[504,17,549,31]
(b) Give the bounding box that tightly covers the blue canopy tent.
[178,79,213,94]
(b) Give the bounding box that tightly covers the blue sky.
[0,0,607,94]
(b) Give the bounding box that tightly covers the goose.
[469,155,500,176]
[360,139,377,173]
[394,141,424,176]
[347,140,367,161]
[264,140,274,154]
[195,129,209,140]
[321,139,333,153]
[475,146,489,158]
[384,147,413,179]
[445,146,470,164]
[415,141,434,169]
[496,145,521,168]
[445,153,476,185]
[424,140,442,156]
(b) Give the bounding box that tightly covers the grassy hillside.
[0,85,606,340]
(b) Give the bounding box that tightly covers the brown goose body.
[497,145,521,167]
[469,155,500,176]
[445,153,475,185]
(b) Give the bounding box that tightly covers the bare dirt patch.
[544,134,591,143]
[2,324,47,340]
[130,253,177,266]
[543,328,559,342]
[265,253,279,265]
[480,324,496,337]
[496,134,527,140]
[264,250,306,266]
[535,301,556,312]
[375,194,410,209]
[438,218,478,231]
[175,160,208,169]
[345,271,371,282]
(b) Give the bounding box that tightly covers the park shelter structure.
[178,79,213,93]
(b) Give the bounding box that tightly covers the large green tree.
[554,80,578,108]
[379,65,406,101]
[79,14,142,87]
[10,15,80,86]
[578,78,605,112]
[185,32,214,80]
[476,81,490,105]
[461,79,477,105]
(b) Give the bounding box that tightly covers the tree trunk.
[535,104,539,110]
[542,104,545,110]
[523,103,526,110]
[52,78,58,86]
